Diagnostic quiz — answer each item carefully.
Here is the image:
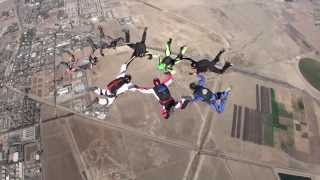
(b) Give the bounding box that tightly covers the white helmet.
[202,88,209,95]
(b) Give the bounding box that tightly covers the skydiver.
[96,25,127,56]
[184,49,232,75]
[78,55,98,70]
[88,55,98,68]
[157,38,188,74]
[135,73,189,119]
[127,27,150,58]
[89,60,136,107]
[60,53,79,74]
[87,37,98,53]
[189,74,231,113]
[61,54,99,73]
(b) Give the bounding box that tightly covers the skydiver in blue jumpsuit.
[189,74,231,113]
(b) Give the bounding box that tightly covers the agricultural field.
[299,58,320,91]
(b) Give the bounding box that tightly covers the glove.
[133,42,147,57]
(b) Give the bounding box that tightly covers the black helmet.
[153,78,161,86]
[124,75,131,83]
[189,82,197,90]
[191,62,196,68]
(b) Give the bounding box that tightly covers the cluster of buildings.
[0,89,39,132]
[0,0,143,178]
[0,88,41,180]
[63,0,134,27]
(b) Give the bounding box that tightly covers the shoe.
[225,62,233,68]
[161,109,169,119]
[147,54,153,60]
[225,86,232,94]
[180,98,190,109]
[180,45,188,55]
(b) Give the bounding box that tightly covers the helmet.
[202,88,208,95]
[124,75,131,83]
[153,78,161,86]
[189,83,197,90]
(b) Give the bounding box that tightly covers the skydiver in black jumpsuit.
[184,49,232,75]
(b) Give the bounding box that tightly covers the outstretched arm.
[191,96,202,103]
[135,86,160,101]
[182,57,197,63]
[60,61,69,68]
[162,74,173,86]
[196,74,206,87]
[116,64,128,78]
[135,86,153,94]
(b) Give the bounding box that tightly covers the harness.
[153,84,173,105]
[194,60,212,73]
[162,56,175,66]
[158,56,175,72]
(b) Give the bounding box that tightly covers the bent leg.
[211,49,225,64]
[165,39,172,56]
[106,97,115,107]
[141,27,147,43]
[99,47,104,56]
[175,46,188,60]
[123,29,130,43]
[160,105,170,119]
[215,90,229,100]
[174,97,190,110]
[209,65,225,74]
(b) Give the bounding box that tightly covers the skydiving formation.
[60,25,234,119]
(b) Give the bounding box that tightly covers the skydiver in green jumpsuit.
[157,38,188,74]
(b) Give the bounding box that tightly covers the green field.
[278,173,311,180]
[299,58,320,91]
[263,114,274,146]
[271,89,287,130]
